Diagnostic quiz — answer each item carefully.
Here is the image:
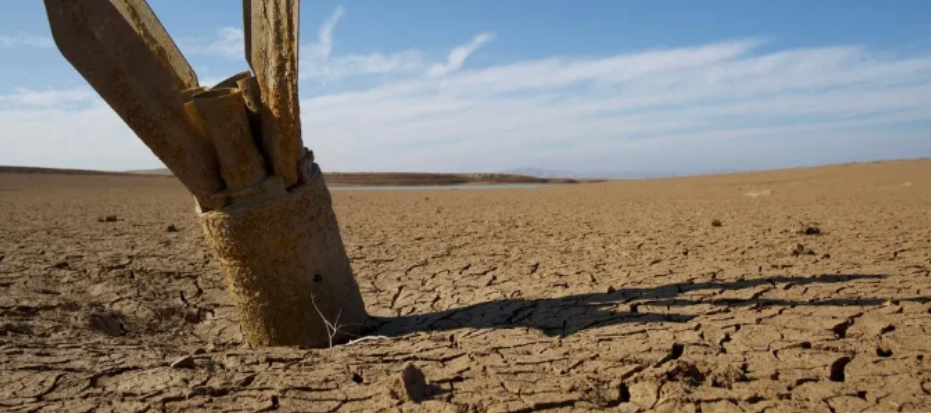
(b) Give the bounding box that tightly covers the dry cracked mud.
[1,159,930,412]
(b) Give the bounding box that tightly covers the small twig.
[341,335,390,347]
[310,294,368,348]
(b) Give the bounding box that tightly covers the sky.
[1,1,930,176]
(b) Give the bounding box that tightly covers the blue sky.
[2,1,930,175]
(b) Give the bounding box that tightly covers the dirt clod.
[170,355,196,369]
[708,365,747,388]
[392,363,427,403]
[788,242,815,256]
[664,361,705,386]
[628,380,660,408]
[578,377,626,408]
[87,311,125,336]
[670,343,685,360]
[798,223,822,235]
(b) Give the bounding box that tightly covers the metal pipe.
[192,88,267,191]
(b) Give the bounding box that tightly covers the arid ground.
[1,159,930,412]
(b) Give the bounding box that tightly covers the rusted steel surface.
[243,0,253,68]
[111,0,198,90]
[43,0,223,207]
[180,86,208,101]
[237,76,264,157]
[198,172,369,348]
[180,87,217,188]
[192,88,267,191]
[213,70,252,89]
[247,0,303,188]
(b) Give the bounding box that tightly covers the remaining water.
[329,183,561,191]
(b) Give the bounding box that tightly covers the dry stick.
[43,0,223,208]
[111,0,198,90]
[192,88,267,191]
[343,335,391,347]
[213,70,252,89]
[310,294,371,348]
[310,294,338,348]
[247,0,303,188]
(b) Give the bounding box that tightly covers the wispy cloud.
[426,32,495,78]
[306,5,345,60]
[178,7,425,81]
[178,27,244,59]
[301,7,423,80]
[300,40,931,173]
[0,33,53,48]
[2,16,930,173]
[303,50,424,81]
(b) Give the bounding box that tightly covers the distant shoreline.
[0,166,589,186]
[3,157,927,185]
[323,172,586,186]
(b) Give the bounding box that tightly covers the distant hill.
[122,168,581,185]
[503,167,747,180]
[5,158,926,183]
[0,165,154,177]
[0,164,743,183]
[325,172,579,186]
[502,167,582,179]
[1,166,581,186]
[126,168,173,175]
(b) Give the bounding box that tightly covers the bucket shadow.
[375,273,929,338]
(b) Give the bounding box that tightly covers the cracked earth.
[1,159,930,412]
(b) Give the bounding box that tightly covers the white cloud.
[426,32,495,78]
[178,27,244,59]
[301,40,931,173]
[307,5,345,59]
[0,102,159,171]
[178,7,425,81]
[299,7,424,81]
[0,87,96,108]
[0,33,53,48]
[3,28,930,174]
[303,50,423,80]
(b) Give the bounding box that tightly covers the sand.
[1,159,930,412]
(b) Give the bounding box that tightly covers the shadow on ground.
[375,274,930,338]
